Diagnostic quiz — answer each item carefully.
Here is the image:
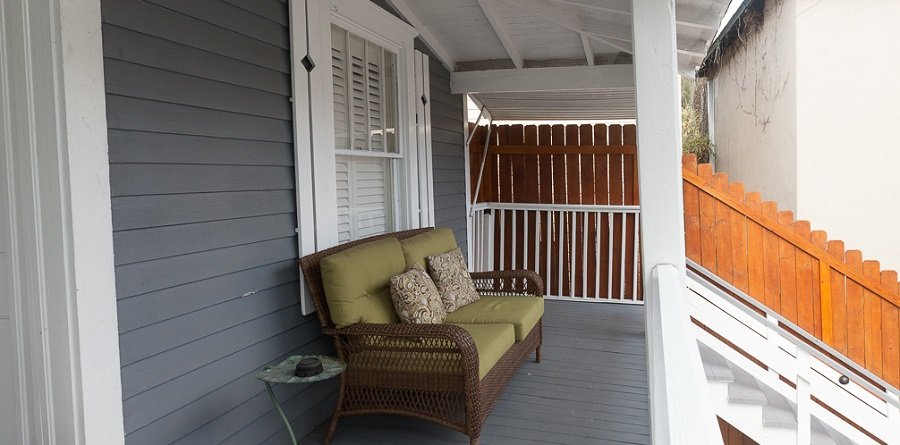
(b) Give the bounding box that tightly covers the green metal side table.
[255,355,346,445]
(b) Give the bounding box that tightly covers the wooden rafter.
[475,0,524,69]
[386,0,456,71]
[588,34,632,55]
[551,0,720,31]
[580,33,595,65]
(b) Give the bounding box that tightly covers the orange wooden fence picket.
[682,154,900,388]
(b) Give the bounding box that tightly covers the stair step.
[811,428,838,445]
[703,361,735,383]
[728,380,768,405]
[762,403,797,428]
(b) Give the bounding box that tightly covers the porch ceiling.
[389,0,732,121]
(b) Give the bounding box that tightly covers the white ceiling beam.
[580,33,595,65]
[475,0,524,69]
[450,64,634,94]
[551,0,719,31]
[386,0,456,71]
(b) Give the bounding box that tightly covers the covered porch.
[304,300,649,445]
[1,0,733,445]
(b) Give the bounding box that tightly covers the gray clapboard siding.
[117,260,298,333]
[102,25,291,95]
[427,56,468,253]
[102,0,289,72]
[112,190,296,230]
[113,214,296,265]
[104,59,292,120]
[145,0,290,49]
[107,130,294,166]
[106,95,293,142]
[102,0,331,443]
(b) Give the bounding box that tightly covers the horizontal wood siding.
[102,0,334,443]
[424,45,468,254]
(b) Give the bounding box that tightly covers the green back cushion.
[400,228,458,269]
[320,237,406,328]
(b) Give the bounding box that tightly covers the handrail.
[646,264,722,445]
[688,258,900,403]
[472,201,640,213]
[684,168,900,308]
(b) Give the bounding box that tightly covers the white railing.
[470,202,642,302]
[646,264,723,445]
[687,260,900,445]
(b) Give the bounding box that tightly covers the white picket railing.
[687,260,900,444]
[470,202,642,302]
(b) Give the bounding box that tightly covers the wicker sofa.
[299,227,544,445]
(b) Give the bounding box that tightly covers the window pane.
[335,155,393,242]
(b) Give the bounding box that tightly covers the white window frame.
[293,0,433,314]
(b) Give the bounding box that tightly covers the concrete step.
[728,379,768,406]
[703,360,735,383]
[762,403,797,429]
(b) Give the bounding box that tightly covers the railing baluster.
[499,210,506,271]
[570,211,576,298]
[632,213,641,301]
[595,214,601,299]
[534,210,540,281]
[523,210,529,271]
[607,212,614,299]
[545,210,551,298]
[582,211,588,298]
[620,212,627,300]
[558,210,564,297]
[511,210,518,270]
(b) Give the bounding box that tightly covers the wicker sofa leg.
[535,345,542,363]
[469,437,480,445]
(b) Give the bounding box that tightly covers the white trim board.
[450,64,635,94]
[0,0,124,443]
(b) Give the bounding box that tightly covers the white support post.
[632,0,686,281]
[632,1,714,444]
[0,0,124,443]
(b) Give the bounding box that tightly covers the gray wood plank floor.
[302,300,649,445]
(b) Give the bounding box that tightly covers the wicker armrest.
[336,323,480,382]
[470,270,544,297]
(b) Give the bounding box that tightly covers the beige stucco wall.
[710,0,797,210]
[795,0,900,271]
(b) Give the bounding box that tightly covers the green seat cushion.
[452,323,516,379]
[445,295,544,341]
[320,237,405,328]
[399,228,458,270]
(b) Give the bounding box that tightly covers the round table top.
[255,355,346,384]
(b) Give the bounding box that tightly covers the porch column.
[632,0,686,280]
[632,1,720,444]
[1,0,124,443]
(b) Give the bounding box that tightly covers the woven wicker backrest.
[298,228,434,331]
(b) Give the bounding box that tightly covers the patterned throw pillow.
[427,248,480,313]
[389,263,446,324]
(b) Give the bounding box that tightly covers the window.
[331,24,401,242]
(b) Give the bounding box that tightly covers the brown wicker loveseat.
[299,227,544,445]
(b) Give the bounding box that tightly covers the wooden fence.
[683,154,900,388]
[469,123,642,300]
